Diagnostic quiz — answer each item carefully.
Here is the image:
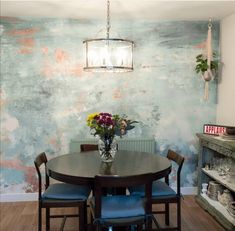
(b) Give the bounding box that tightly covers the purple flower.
[100,112,112,117]
[106,117,114,126]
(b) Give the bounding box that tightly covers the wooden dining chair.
[80,144,99,152]
[129,149,185,231]
[89,174,155,231]
[34,152,91,231]
[80,143,118,152]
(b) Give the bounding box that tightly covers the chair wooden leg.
[96,223,101,231]
[84,203,88,231]
[177,200,181,231]
[46,208,50,231]
[137,224,142,231]
[130,225,136,231]
[79,203,85,231]
[38,204,42,231]
[145,217,152,231]
[165,202,170,226]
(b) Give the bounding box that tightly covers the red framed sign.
[203,124,227,135]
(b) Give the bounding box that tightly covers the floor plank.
[0,196,226,231]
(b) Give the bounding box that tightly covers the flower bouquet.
[87,112,138,162]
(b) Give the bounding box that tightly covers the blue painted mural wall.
[0,17,219,193]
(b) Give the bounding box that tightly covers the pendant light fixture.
[83,0,134,72]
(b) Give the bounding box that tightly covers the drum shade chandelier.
[83,0,134,72]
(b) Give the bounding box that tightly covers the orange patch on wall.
[42,65,54,78]
[7,28,39,36]
[49,138,57,146]
[0,159,38,192]
[17,38,35,54]
[18,47,33,54]
[0,159,25,171]
[49,138,61,149]
[194,40,206,49]
[18,38,35,47]
[113,89,122,99]
[41,47,49,55]
[0,98,6,108]
[70,64,83,76]
[55,49,69,63]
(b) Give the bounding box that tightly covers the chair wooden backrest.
[166,149,184,196]
[80,143,118,152]
[80,144,99,152]
[94,174,153,219]
[34,152,49,199]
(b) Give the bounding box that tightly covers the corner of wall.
[217,13,235,126]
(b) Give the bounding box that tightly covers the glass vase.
[98,136,117,162]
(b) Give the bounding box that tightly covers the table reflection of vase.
[99,162,117,175]
[98,137,117,162]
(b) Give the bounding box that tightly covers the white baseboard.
[0,187,197,202]
[178,187,197,195]
[0,193,38,202]
[170,187,197,195]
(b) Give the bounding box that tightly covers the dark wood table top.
[47,150,171,185]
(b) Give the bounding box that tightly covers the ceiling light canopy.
[83,0,134,72]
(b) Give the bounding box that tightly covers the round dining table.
[46,150,171,187]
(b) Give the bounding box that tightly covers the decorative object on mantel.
[207,181,223,200]
[201,183,208,194]
[222,127,235,140]
[218,189,234,207]
[86,112,138,162]
[227,202,235,218]
[226,127,235,136]
[195,18,218,100]
[203,124,235,136]
[227,170,235,183]
[83,0,134,72]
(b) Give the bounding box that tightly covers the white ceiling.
[1,0,235,21]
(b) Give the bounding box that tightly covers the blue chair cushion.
[42,183,90,200]
[129,180,176,198]
[92,195,146,219]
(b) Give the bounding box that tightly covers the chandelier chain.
[208,17,212,29]
[106,0,110,39]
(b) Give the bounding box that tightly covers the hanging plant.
[195,18,219,100]
[195,52,218,77]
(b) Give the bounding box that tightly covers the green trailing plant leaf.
[195,52,218,74]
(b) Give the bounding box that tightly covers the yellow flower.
[87,112,99,126]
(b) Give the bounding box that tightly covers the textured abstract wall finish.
[0,17,219,194]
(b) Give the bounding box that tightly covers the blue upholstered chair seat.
[42,183,90,200]
[91,195,146,219]
[129,180,176,198]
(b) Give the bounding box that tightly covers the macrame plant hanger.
[202,18,214,100]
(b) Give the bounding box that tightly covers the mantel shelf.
[202,168,235,192]
[200,193,235,226]
[197,133,235,158]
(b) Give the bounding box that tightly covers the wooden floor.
[0,196,225,231]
